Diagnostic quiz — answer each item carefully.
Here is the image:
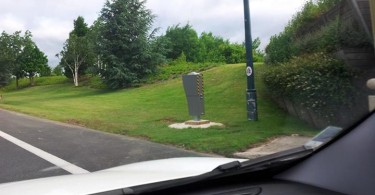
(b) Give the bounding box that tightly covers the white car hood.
[0,157,246,195]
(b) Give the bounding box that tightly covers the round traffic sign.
[246,67,253,77]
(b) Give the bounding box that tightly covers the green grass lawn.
[0,64,317,156]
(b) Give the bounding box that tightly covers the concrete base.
[169,120,224,129]
[184,120,210,125]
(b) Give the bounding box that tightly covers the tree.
[221,42,246,64]
[251,37,265,62]
[39,64,52,77]
[1,31,30,88]
[198,32,226,63]
[58,34,93,86]
[98,0,166,89]
[62,16,92,79]
[0,30,50,87]
[0,32,14,86]
[52,64,64,76]
[86,19,105,76]
[164,24,201,62]
[19,43,49,85]
[58,16,94,86]
[71,16,89,37]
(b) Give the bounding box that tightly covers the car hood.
[0,157,246,195]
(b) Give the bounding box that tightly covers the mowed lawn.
[0,64,317,156]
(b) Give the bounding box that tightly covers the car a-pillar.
[367,78,375,111]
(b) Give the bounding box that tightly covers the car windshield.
[0,0,374,185]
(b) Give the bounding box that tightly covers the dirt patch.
[234,135,312,159]
[64,119,85,127]
[157,117,178,124]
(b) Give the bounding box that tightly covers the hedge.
[263,53,358,123]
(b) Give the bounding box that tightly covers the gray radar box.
[183,72,205,120]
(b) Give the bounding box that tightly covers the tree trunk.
[74,66,79,87]
[29,76,35,86]
[16,77,19,89]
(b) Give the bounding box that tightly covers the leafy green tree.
[0,32,14,86]
[251,37,265,62]
[98,0,166,89]
[0,31,49,87]
[58,34,93,86]
[9,31,30,88]
[71,16,89,37]
[39,64,52,77]
[52,64,64,76]
[0,31,51,87]
[221,42,246,64]
[198,32,226,63]
[86,19,105,76]
[164,24,200,62]
[62,16,92,79]
[19,42,49,85]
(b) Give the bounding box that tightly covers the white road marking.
[0,130,90,174]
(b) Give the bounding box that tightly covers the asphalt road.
[0,109,207,184]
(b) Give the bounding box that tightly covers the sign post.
[243,0,258,121]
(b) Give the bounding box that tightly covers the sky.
[0,0,306,67]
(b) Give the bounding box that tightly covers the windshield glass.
[0,0,373,185]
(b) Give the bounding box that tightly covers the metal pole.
[243,0,258,121]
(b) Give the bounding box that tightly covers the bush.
[263,53,357,121]
[265,0,349,65]
[86,76,108,89]
[1,76,69,91]
[293,17,340,54]
[146,60,223,82]
[265,32,295,64]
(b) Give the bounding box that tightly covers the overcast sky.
[0,0,306,67]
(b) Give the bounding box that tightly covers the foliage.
[62,16,92,79]
[52,65,64,76]
[265,0,342,64]
[39,65,52,77]
[263,53,357,122]
[163,24,264,64]
[221,43,246,64]
[85,76,108,89]
[0,31,50,87]
[0,32,14,86]
[265,31,294,64]
[147,60,222,82]
[338,18,373,48]
[164,24,201,62]
[198,32,226,63]
[19,43,49,85]
[1,76,68,91]
[251,37,265,62]
[85,19,105,76]
[98,0,166,89]
[58,16,95,87]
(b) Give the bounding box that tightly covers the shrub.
[265,0,349,65]
[86,76,108,89]
[1,76,69,91]
[146,60,223,82]
[263,53,357,121]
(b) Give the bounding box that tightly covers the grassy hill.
[0,64,316,156]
